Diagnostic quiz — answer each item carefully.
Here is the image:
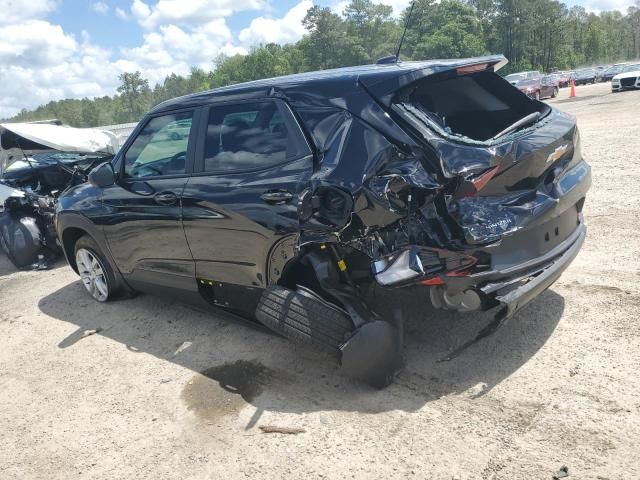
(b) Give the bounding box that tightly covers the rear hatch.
[363,58,591,263]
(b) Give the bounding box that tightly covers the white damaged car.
[611,63,640,92]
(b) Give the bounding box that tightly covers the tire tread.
[256,286,354,354]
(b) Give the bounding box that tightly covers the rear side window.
[203,101,307,172]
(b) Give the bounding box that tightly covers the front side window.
[124,111,193,178]
[203,101,306,172]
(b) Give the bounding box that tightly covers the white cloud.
[239,0,311,46]
[380,0,413,15]
[92,2,109,14]
[332,0,412,17]
[120,19,247,85]
[0,0,57,25]
[331,0,349,16]
[0,20,77,68]
[0,26,128,117]
[578,0,635,13]
[115,7,129,19]
[0,0,320,118]
[130,0,267,29]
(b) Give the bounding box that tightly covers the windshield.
[623,64,640,73]
[505,73,526,82]
[577,70,594,76]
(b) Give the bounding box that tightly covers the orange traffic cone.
[570,79,576,98]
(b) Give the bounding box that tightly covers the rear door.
[101,109,199,291]
[182,98,313,293]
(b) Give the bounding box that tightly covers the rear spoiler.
[361,55,508,106]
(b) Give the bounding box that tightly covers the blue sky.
[0,0,635,117]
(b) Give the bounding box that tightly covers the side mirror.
[88,162,116,188]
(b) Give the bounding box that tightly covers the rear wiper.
[490,112,541,141]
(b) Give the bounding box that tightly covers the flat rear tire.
[256,285,354,354]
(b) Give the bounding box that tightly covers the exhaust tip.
[430,286,483,312]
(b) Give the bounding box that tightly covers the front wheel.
[74,235,119,302]
[552,87,559,98]
[535,91,541,101]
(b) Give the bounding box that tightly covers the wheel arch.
[61,227,88,272]
[57,213,124,290]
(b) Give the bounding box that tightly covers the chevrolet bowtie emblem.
[547,144,569,163]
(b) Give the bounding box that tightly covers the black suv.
[56,55,591,387]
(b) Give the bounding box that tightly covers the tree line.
[7,0,640,127]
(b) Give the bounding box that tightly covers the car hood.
[0,123,119,155]
[613,71,640,80]
[0,122,121,176]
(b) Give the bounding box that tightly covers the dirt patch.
[552,94,600,104]
[564,281,634,295]
[181,360,273,422]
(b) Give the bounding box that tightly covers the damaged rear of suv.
[56,55,590,387]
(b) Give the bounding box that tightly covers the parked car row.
[504,71,559,100]
[573,68,598,85]
[551,71,574,88]
[600,64,626,81]
[504,61,640,96]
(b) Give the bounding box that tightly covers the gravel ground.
[1,82,639,480]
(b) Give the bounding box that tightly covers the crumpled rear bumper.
[488,223,585,317]
[433,223,585,361]
[436,221,586,318]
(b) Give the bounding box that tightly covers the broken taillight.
[456,63,489,75]
[457,166,500,198]
[375,247,476,287]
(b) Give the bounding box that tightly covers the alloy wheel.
[76,248,109,302]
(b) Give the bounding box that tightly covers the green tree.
[300,6,363,69]
[403,0,486,59]
[343,0,399,62]
[115,71,152,123]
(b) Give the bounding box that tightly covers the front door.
[182,99,313,301]
[101,109,198,291]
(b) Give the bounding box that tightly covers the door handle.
[154,191,178,206]
[261,190,294,204]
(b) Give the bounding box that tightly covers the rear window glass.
[393,70,547,143]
